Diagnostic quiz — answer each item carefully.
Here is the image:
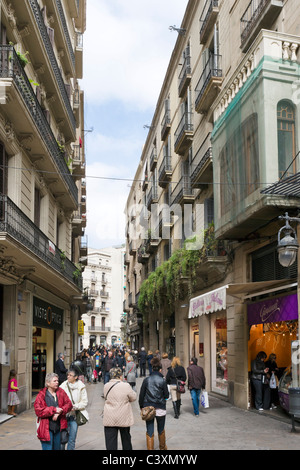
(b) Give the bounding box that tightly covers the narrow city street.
[1,376,300,452]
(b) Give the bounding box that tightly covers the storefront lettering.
[260,300,280,323]
[33,297,63,331]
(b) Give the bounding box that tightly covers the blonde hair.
[171,357,181,368]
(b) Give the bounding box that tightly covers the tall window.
[277,100,296,178]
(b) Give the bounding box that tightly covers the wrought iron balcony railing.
[0,45,78,204]
[29,0,76,131]
[0,194,82,288]
[56,0,75,68]
[195,52,222,110]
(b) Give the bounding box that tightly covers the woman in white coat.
[60,368,89,450]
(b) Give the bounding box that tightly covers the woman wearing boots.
[166,357,186,419]
[139,357,169,450]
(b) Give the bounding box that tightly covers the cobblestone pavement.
[1,376,300,451]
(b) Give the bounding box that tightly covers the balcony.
[11,0,77,140]
[129,241,137,255]
[195,52,222,114]
[88,325,111,333]
[241,0,284,52]
[100,290,109,298]
[161,109,171,141]
[146,186,158,209]
[80,236,88,258]
[171,176,195,206]
[137,244,150,264]
[158,156,172,188]
[89,289,99,297]
[174,112,194,156]
[72,204,86,236]
[0,194,82,292]
[191,136,213,189]
[149,147,158,172]
[0,45,78,209]
[72,144,85,178]
[75,32,83,79]
[200,0,219,44]
[178,47,192,97]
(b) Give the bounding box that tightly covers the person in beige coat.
[103,367,136,450]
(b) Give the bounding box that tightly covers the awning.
[188,279,294,319]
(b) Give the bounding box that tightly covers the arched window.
[277,101,296,178]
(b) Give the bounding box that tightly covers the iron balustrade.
[158,156,172,181]
[29,0,76,132]
[241,0,269,43]
[200,0,219,38]
[171,175,194,205]
[56,0,76,68]
[0,45,78,204]
[178,46,191,94]
[0,194,82,289]
[195,52,222,109]
[174,112,194,150]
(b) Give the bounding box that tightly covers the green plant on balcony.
[60,250,66,270]
[138,223,219,313]
[73,263,83,283]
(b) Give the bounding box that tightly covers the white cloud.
[82,0,189,111]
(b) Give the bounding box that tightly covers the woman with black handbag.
[60,368,89,450]
[166,357,186,419]
[139,357,169,450]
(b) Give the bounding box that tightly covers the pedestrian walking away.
[139,357,169,450]
[166,356,186,419]
[125,355,137,390]
[34,372,72,450]
[103,367,136,451]
[60,368,89,450]
[138,347,147,377]
[7,369,20,417]
[187,357,206,417]
[55,353,68,385]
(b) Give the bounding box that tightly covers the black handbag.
[60,428,69,444]
[173,368,186,394]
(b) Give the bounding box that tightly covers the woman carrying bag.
[60,368,89,450]
[166,356,186,419]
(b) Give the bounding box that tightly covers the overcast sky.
[81,0,189,249]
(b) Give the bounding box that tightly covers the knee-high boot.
[146,433,154,450]
[158,430,167,450]
[176,399,181,416]
[172,401,179,418]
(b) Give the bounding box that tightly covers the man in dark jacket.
[187,357,206,417]
[54,353,68,385]
[138,347,147,377]
[102,350,116,384]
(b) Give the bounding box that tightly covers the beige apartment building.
[125,0,300,412]
[0,0,87,413]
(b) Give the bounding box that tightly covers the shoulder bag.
[67,383,88,426]
[140,406,156,421]
[173,368,186,394]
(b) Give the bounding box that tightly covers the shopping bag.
[269,372,277,389]
[200,390,209,408]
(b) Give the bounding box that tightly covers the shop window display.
[211,314,228,396]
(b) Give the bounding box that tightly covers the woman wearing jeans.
[60,369,89,450]
[139,357,169,450]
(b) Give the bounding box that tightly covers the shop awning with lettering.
[189,286,228,319]
[188,280,294,319]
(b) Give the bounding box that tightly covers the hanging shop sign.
[33,297,63,331]
[78,320,84,336]
[247,293,298,326]
[189,286,227,319]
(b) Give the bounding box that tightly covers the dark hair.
[190,357,198,365]
[151,357,162,371]
[256,351,267,360]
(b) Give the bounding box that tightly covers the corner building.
[125,0,300,411]
[0,0,87,413]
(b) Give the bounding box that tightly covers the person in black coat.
[139,357,169,450]
[54,353,68,385]
[166,356,186,419]
[138,347,147,377]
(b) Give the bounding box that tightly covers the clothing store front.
[247,292,298,410]
[189,286,228,397]
[32,296,64,391]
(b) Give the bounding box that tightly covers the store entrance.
[248,320,298,413]
[32,327,55,392]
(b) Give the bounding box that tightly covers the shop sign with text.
[33,297,63,331]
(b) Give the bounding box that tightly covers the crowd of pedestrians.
[26,345,207,450]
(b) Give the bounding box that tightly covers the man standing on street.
[55,352,68,385]
[187,357,206,417]
[102,350,116,384]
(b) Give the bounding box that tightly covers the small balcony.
[195,52,222,114]
[174,112,194,156]
[191,137,213,189]
[75,32,83,79]
[149,147,158,172]
[158,156,172,188]
[129,241,137,255]
[171,176,195,206]
[72,144,85,178]
[146,186,158,209]
[100,290,109,298]
[137,244,150,264]
[72,204,86,236]
[240,0,284,52]
[161,109,171,141]
[178,48,192,97]
[200,0,219,44]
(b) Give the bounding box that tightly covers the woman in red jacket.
[34,372,72,450]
